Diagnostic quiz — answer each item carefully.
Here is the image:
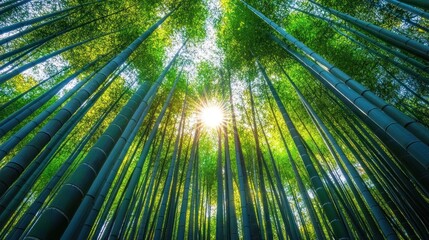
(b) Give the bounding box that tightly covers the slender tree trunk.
[0,69,95,162]
[108,70,181,240]
[4,87,128,238]
[223,124,239,240]
[216,129,225,239]
[272,36,429,186]
[243,1,429,146]
[164,90,189,240]
[0,67,68,111]
[0,0,31,16]
[0,11,75,46]
[246,79,273,239]
[150,80,187,240]
[0,2,95,35]
[0,71,128,233]
[0,10,174,198]
[397,0,429,10]
[280,62,397,239]
[0,59,96,138]
[384,0,429,19]
[177,128,200,240]
[0,29,117,85]
[257,58,350,239]
[309,0,429,60]
[257,112,302,239]
[0,6,126,63]
[136,114,174,239]
[228,77,261,240]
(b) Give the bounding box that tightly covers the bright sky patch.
[198,101,225,129]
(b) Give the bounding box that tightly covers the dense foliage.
[0,0,428,239]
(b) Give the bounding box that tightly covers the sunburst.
[197,100,226,129]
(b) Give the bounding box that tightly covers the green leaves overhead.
[0,0,429,239]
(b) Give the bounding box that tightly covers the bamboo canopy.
[0,0,428,239]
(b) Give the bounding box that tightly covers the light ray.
[197,99,226,130]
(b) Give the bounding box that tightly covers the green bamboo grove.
[0,0,428,239]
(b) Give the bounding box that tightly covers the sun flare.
[198,102,225,129]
